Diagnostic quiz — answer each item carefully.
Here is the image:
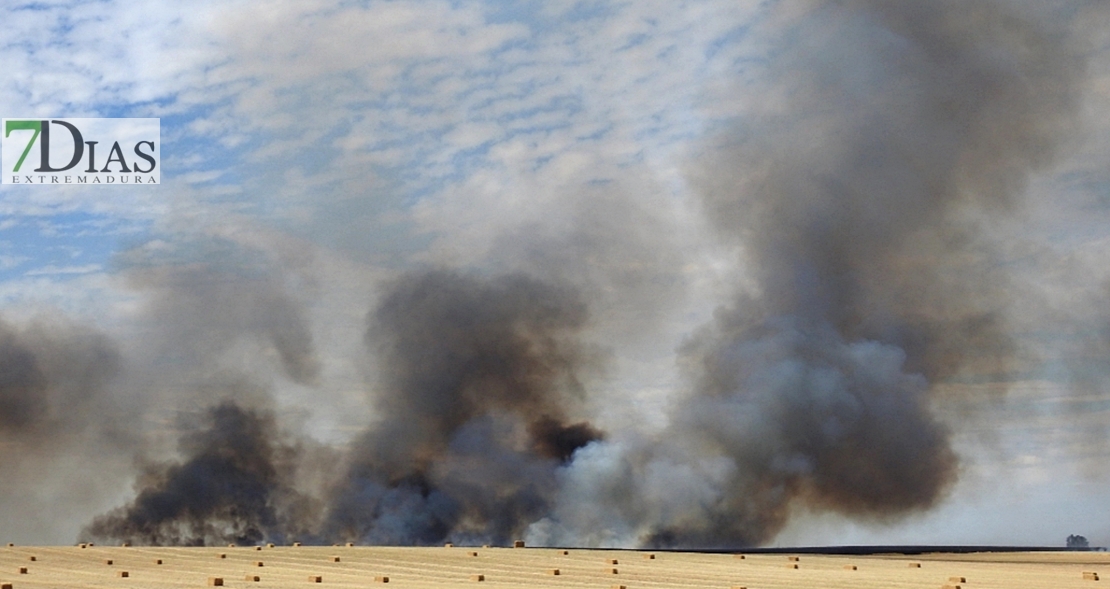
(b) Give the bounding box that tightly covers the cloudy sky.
[1,0,1109,548]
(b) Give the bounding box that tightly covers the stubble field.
[1,544,1106,589]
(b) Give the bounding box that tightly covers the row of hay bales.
[2,544,1105,588]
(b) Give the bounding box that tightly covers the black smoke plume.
[83,402,308,546]
[323,269,603,545]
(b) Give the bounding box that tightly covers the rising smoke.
[530,0,1087,548]
[322,270,603,545]
[82,0,1092,549]
[83,402,311,546]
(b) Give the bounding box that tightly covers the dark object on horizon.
[1068,535,1090,549]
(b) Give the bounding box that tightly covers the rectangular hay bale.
[331,557,341,562]
[468,552,478,557]
[1084,572,1100,581]
[373,577,389,584]
[787,556,800,562]
[245,576,260,582]
[513,541,525,548]
[118,571,129,578]
[17,569,26,575]
[309,576,322,583]
[2,583,12,589]
[608,559,619,565]
[548,569,560,576]
[470,574,485,582]
[644,554,656,560]
[843,565,857,570]
[949,577,967,583]
[908,562,922,568]
[208,578,224,587]
[293,542,302,547]
[154,560,163,565]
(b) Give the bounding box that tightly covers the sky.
[1,0,1110,548]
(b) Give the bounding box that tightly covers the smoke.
[70,0,1094,549]
[0,317,121,439]
[530,0,1087,548]
[322,269,603,545]
[82,401,314,546]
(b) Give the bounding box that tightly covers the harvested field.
[0,545,1107,589]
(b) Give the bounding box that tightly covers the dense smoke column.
[639,0,1084,547]
[324,270,603,545]
[83,402,304,546]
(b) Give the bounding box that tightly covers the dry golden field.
[1,544,1107,589]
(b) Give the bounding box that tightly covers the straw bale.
[208,578,223,586]
[470,574,485,582]
[1083,572,1100,581]
[245,576,260,582]
[308,576,323,583]
[118,571,129,578]
[513,541,525,548]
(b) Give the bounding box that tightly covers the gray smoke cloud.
[323,269,603,546]
[0,315,136,542]
[0,316,123,445]
[530,0,1087,548]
